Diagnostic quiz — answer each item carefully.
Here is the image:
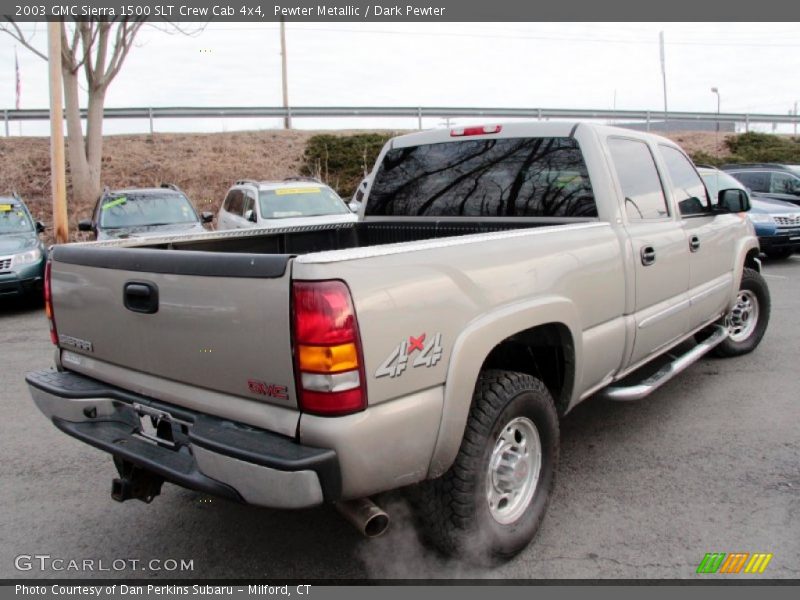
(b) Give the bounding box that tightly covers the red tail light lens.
[292,280,366,416]
[44,261,58,345]
[450,124,503,137]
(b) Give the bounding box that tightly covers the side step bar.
[601,325,728,401]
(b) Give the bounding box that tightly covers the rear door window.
[607,138,669,220]
[365,137,597,217]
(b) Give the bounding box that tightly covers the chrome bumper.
[26,369,340,509]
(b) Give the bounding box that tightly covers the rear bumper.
[26,369,340,508]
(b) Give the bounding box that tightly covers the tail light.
[450,124,502,137]
[292,280,366,416]
[44,261,58,345]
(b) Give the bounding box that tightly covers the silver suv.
[217,178,357,230]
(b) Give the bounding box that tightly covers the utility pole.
[711,87,721,157]
[659,31,668,130]
[47,22,68,244]
[280,17,291,129]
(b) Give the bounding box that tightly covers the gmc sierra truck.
[27,122,769,563]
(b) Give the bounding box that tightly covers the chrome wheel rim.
[726,289,759,343]
[486,416,542,525]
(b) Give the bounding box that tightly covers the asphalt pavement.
[1,259,798,580]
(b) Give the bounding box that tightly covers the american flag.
[14,47,20,110]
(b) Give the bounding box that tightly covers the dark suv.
[79,185,213,241]
[721,163,800,207]
[0,194,47,298]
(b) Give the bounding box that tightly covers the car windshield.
[98,193,199,228]
[0,203,34,234]
[258,186,349,219]
[701,171,743,197]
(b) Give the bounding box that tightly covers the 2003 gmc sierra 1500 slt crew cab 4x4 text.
[26,122,769,564]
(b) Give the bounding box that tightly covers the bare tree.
[2,19,202,205]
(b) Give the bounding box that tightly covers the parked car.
[721,163,800,207]
[217,178,357,230]
[0,194,47,299]
[28,122,765,564]
[78,185,213,241]
[700,167,800,259]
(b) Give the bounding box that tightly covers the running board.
[601,325,728,401]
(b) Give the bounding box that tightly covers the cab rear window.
[365,137,597,218]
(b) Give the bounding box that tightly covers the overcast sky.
[2,22,800,134]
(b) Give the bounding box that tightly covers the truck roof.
[389,121,677,150]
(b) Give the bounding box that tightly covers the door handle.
[689,235,701,252]
[124,281,159,314]
[640,246,656,266]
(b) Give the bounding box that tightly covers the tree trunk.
[84,85,106,202]
[61,66,98,207]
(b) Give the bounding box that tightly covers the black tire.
[713,268,770,357]
[410,369,559,564]
[765,248,793,260]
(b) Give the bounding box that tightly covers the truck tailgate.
[49,245,298,411]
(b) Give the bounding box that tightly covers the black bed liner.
[52,218,591,278]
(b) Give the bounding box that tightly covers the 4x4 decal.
[375,333,443,378]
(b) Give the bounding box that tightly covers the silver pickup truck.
[27,122,769,564]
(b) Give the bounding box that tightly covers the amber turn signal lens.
[297,343,358,374]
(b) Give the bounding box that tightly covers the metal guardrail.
[4,105,800,136]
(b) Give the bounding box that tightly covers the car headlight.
[747,213,775,224]
[11,248,42,268]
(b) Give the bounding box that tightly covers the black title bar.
[2,0,800,21]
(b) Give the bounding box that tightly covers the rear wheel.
[411,370,559,564]
[713,268,770,357]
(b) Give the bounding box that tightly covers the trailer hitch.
[111,459,164,503]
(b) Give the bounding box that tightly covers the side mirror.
[201,211,214,224]
[244,209,257,223]
[348,201,360,213]
[35,221,46,234]
[717,188,750,213]
[78,219,94,232]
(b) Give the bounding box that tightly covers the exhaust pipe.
[335,497,390,538]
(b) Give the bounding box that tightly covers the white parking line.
[763,273,787,280]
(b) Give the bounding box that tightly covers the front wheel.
[713,268,771,357]
[410,370,559,565]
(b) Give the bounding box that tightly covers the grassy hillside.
[0,130,319,243]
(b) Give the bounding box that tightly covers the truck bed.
[48,216,600,427]
[69,218,594,256]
